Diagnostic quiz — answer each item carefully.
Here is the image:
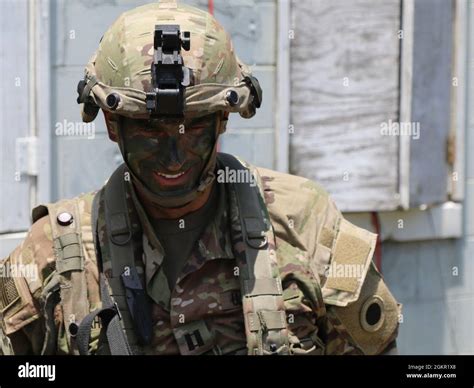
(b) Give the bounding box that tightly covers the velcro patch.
[322,217,377,307]
[0,275,20,313]
[319,227,335,249]
[324,231,371,293]
[0,258,39,335]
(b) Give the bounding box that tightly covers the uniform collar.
[127,177,234,294]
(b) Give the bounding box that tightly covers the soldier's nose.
[166,161,184,172]
[166,138,185,172]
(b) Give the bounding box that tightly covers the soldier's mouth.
[152,167,192,187]
[157,171,186,179]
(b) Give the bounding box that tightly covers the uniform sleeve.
[311,195,402,355]
[0,216,55,355]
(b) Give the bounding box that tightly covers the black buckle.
[113,302,123,321]
[231,290,242,306]
[109,213,132,245]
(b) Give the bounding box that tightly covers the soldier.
[0,0,401,355]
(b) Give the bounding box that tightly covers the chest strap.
[76,165,153,355]
[102,165,153,348]
[217,153,290,355]
[33,199,91,355]
[76,273,132,355]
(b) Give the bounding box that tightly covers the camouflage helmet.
[77,0,262,125]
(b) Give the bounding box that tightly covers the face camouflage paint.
[120,113,217,195]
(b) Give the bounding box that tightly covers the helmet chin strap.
[115,113,224,209]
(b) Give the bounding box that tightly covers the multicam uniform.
[0,159,400,355]
[0,0,401,355]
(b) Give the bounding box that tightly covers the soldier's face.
[119,114,217,193]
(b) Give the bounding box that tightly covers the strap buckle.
[113,301,122,321]
[109,213,132,245]
[243,216,268,249]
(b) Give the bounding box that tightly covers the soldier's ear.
[103,110,118,142]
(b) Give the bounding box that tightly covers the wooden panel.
[409,0,453,207]
[290,0,401,212]
[0,0,31,232]
[469,0,474,180]
[345,202,463,242]
[449,0,468,201]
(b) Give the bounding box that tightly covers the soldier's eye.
[139,120,162,133]
[187,117,215,131]
[187,124,206,131]
[187,114,216,128]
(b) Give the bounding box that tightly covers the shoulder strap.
[102,164,153,349]
[217,153,290,355]
[76,272,133,356]
[35,198,90,354]
[77,164,152,355]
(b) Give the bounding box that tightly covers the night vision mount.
[145,24,192,118]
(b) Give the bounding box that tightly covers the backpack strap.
[76,164,152,355]
[76,272,133,355]
[101,164,153,349]
[217,153,290,355]
[32,198,90,354]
